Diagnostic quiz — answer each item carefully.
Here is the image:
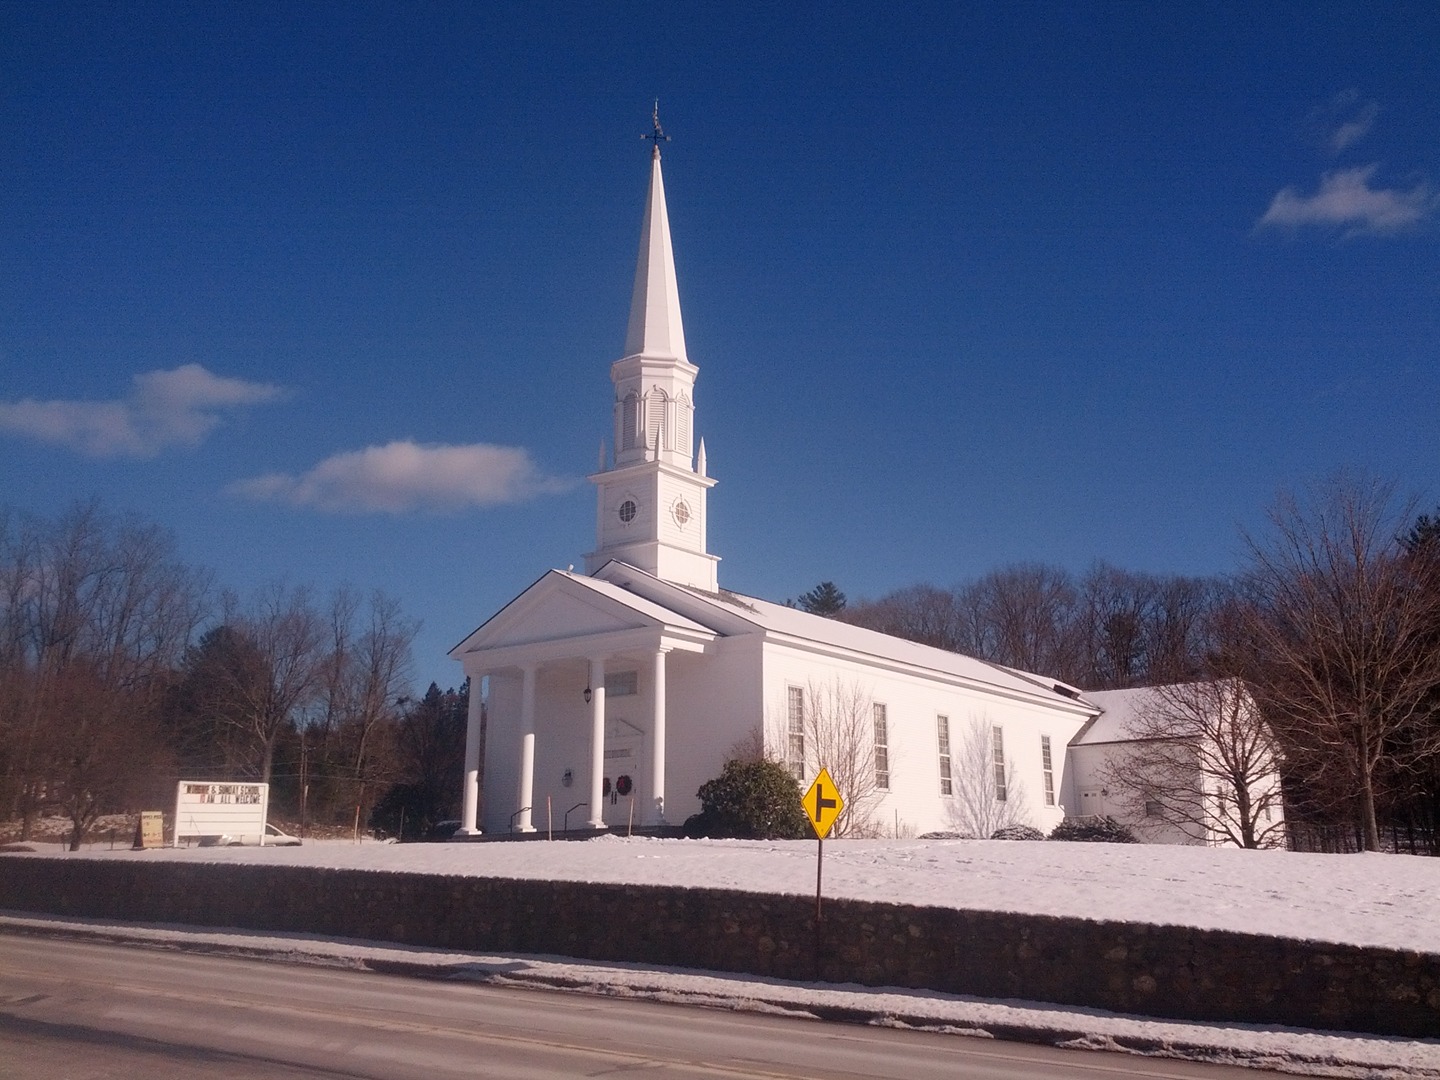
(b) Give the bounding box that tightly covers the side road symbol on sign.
[803,768,844,839]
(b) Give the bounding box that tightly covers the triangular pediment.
[449,569,683,658]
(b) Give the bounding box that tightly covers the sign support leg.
[814,836,823,980]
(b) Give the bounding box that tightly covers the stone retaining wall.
[2,856,1436,1038]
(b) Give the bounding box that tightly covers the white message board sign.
[173,781,269,845]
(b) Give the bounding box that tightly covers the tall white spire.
[585,105,719,592]
[622,107,687,362]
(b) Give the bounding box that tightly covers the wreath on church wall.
[615,774,633,797]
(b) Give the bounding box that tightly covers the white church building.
[450,123,1260,842]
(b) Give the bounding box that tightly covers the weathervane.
[642,100,670,155]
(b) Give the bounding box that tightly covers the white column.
[515,664,537,833]
[459,673,484,835]
[650,647,668,825]
[587,658,607,829]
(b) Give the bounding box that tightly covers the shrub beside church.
[684,760,811,840]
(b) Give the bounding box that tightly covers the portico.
[451,569,713,835]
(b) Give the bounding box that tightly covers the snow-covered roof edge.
[448,567,714,659]
[594,561,1097,714]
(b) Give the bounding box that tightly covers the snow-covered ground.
[6,835,1439,1077]
[20,833,1440,953]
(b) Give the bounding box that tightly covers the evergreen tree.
[795,581,847,617]
[369,682,468,839]
[1402,510,1440,556]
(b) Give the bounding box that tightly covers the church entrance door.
[602,716,646,829]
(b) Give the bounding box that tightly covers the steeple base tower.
[585,458,719,590]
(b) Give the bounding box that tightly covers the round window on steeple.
[618,499,637,524]
[672,499,691,527]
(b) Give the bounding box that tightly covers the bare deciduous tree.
[843,584,979,654]
[1235,476,1440,852]
[969,565,1080,679]
[1,503,427,843]
[945,717,1031,837]
[1077,565,1151,690]
[0,502,208,846]
[1098,679,1285,848]
[1075,565,1225,690]
[1144,576,1223,685]
[326,589,418,837]
[212,583,326,786]
[168,584,418,828]
[771,678,884,838]
[843,565,1227,692]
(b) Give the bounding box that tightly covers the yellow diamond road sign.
[803,768,844,839]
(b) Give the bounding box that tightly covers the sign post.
[801,768,844,979]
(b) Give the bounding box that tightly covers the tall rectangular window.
[786,686,806,780]
[873,703,890,790]
[992,725,1008,803]
[936,715,953,796]
[1041,734,1055,807]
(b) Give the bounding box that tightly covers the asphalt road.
[0,935,1291,1079]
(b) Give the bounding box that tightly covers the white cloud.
[1316,91,1379,153]
[1329,101,1378,153]
[0,364,285,458]
[229,440,573,513]
[1256,165,1435,236]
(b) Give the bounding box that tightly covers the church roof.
[558,569,714,633]
[1073,681,1241,745]
[1071,686,1155,744]
[592,561,1097,714]
[622,145,688,363]
[731,589,1097,711]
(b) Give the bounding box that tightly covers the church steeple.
[584,108,719,591]
[623,109,687,364]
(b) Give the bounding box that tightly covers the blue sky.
[3,2,1437,691]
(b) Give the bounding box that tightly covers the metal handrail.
[563,803,588,834]
[509,807,532,833]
